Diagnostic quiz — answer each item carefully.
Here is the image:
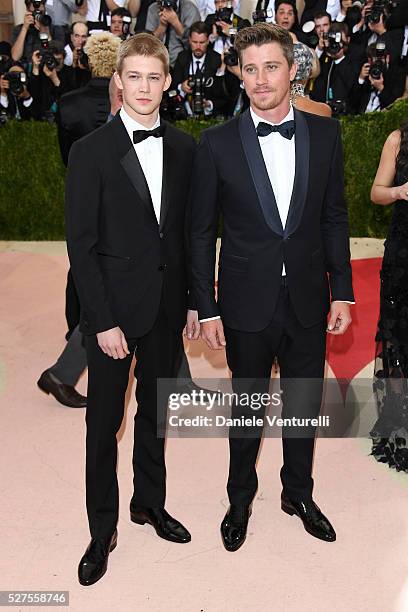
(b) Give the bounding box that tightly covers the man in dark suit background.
[172,21,227,116]
[65,33,199,586]
[191,23,354,552]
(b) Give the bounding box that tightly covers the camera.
[187,71,214,116]
[32,0,52,27]
[301,20,319,48]
[161,89,187,121]
[157,0,178,9]
[327,99,347,116]
[39,32,58,70]
[207,4,233,36]
[3,70,27,96]
[252,8,274,23]
[365,0,398,24]
[369,41,387,79]
[326,30,343,56]
[223,27,238,66]
[122,15,132,39]
[77,47,89,69]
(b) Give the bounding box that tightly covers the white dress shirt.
[402,26,408,58]
[119,106,163,225]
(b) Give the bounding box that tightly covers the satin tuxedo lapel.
[238,108,310,238]
[159,122,178,231]
[284,108,310,238]
[111,113,157,224]
[238,109,283,236]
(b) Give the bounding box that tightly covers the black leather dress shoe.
[281,493,336,542]
[130,506,191,543]
[221,505,251,552]
[78,529,117,586]
[37,370,86,408]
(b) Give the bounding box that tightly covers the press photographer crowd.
[0,0,406,153]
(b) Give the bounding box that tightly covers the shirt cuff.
[332,300,355,304]
[23,96,33,107]
[199,316,221,322]
[358,78,365,85]
[0,94,8,108]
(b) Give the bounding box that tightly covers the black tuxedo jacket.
[65,113,196,337]
[190,108,354,331]
[57,77,111,167]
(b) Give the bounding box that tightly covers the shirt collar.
[334,55,346,65]
[250,104,294,128]
[119,106,161,142]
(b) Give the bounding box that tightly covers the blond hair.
[84,32,121,78]
[116,33,170,76]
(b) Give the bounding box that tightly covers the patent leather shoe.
[220,505,251,552]
[78,529,117,586]
[281,493,336,542]
[130,506,191,543]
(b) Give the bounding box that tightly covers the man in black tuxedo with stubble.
[65,33,200,586]
[190,23,354,552]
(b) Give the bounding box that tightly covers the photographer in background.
[0,62,36,121]
[172,21,227,116]
[351,40,406,113]
[29,39,74,120]
[109,7,132,38]
[11,0,59,66]
[146,0,200,67]
[309,21,360,114]
[86,0,126,33]
[205,0,249,57]
[64,21,89,65]
[44,0,87,41]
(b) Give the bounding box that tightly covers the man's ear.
[289,62,298,82]
[164,72,172,92]
[114,71,123,91]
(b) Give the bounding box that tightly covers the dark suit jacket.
[65,113,196,338]
[57,77,111,167]
[172,48,227,114]
[190,108,354,331]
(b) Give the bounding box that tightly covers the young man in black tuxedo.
[65,33,200,586]
[190,23,354,551]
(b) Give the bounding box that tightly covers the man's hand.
[159,8,169,25]
[201,319,226,350]
[97,326,130,359]
[18,84,31,99]
[216,20,230,36]
[359,62,370,81]
[0,75,9,95]
[163,7,181,27]
[181,78,192,94]
[369,73,384,92]
[327,303,352,335]
[184,310,200,340]
[23,11,35,31]
[43,64,60,86]
[32,49,42,76]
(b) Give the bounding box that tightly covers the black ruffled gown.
[371,160,408,471]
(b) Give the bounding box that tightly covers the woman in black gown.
[371,120,408,471]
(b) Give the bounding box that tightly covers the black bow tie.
[133,124,165,144]
[256,120,295,140]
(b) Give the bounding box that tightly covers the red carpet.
[326,257,382,383]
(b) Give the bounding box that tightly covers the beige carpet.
[1,240,408,612]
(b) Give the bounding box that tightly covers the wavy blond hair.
[85,32,121,78]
